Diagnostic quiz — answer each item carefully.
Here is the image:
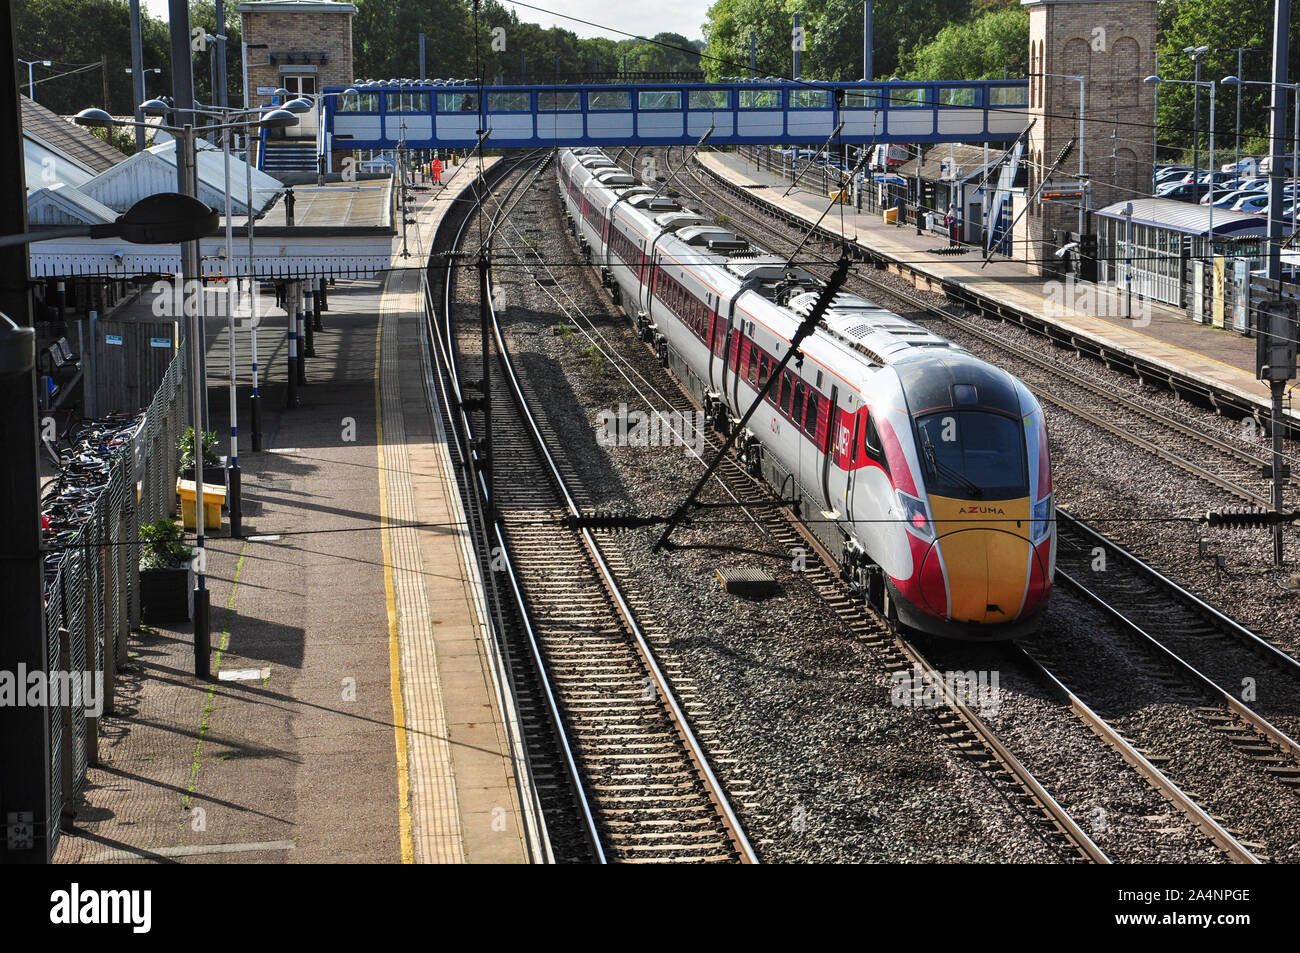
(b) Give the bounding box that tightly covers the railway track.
[554,150,1109,863]
[625,145,1300,862]
[677,148,1300,511]
[432,150,756,863]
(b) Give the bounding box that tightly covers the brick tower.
[1021,0,1157,274]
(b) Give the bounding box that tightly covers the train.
[558,147,1054,639]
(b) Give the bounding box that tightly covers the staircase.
[260,140,318,175]
[986,129,1030,257]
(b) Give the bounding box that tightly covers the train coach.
[559,147,1054,639]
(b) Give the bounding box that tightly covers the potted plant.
[138,517,195,623]
[178,427,226,488]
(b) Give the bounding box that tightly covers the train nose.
[918,530,1040,625]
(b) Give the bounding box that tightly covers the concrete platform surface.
[52,156,532,864]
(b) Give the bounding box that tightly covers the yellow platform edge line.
[375,298,415,865]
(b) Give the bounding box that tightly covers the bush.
[178,427,221,471]
[139,517,195,571]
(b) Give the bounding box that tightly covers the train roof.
[891,349,1025,418]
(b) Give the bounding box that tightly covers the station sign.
[1041,182,1085,203]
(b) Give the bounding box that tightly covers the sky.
[140,0,711,44]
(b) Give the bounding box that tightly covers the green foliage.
[900,7,1028,81]
[1154,0,1300,163]
[354,1,703,82]
[580,343,606,376]
[552,322,576,338]
[703,0,972,82]
[89,124,140,156]
[178,427,221,471]
[139,518,194,571]
[14,0,241,116]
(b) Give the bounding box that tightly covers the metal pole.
[863,0,873,81]
[1193,52,1202,200]
[0,0,52,863]
[749,32,756,79]
[1078,78,1086,241]
[1208,83,1215,253]
[792,13,801,80]
[215,0,227,108]
[1293,86,1299,233]
[304,287,315,356]
[295,282,306,386]
[1153,51,1159,184]
[168,0,210,677]
[129,0,146,151]
[419,32,426,82]
[1124,202,1133,319]
[223,126,241,537]
[1236,48,1243,174]
[286,280,299,407]
[244,124,262,451]
[182,125,211,679]
[1265,0,1292,566]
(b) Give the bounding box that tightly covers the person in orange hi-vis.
[431,157,443,185]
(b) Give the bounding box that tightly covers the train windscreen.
[915,411,1028,501]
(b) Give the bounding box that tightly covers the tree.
[702,0,973,82]
[1155,0,1300,163]
[15,0,172,115]
[900,6,1028,81]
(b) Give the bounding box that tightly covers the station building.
[1094,198,1265,330]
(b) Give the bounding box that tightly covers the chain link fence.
[43,347,186,859]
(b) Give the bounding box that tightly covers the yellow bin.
[177,478,225,530]
[883,206,899,224]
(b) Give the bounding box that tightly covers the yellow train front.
[867,351,1054,640]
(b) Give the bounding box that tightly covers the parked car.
[1207,188,1255,207]
[1156,181,1206,202]
[1154,165,1192,184]
[1230,193,1270,214]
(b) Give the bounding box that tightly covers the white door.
[280,73,317,138]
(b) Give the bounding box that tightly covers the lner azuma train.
[559,148,1054,639]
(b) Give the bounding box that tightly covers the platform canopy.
[323,79,1030,152]
[27,178,396,280]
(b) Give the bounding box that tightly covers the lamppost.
[1146,75,1216,263]
[74,104,299,676]
[17,58,51,102]
[1222,75,1299,233]
[147,94,310,538]
[312,86,360,184]
[124,66,162,100]
[1180,46,1210,198]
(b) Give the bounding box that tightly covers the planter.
[181,460,227,489]
[139,564,194,624]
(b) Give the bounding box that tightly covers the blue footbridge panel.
[322,80,1030,152]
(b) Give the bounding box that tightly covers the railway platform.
[697,150,1299,428]
[51,156,539,863]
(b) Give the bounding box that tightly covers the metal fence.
[42,347,186,859]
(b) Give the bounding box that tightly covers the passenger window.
[747,347,758,383]
[779,374,792,413]
[757,357,770,388]
[791,384,805,423]
[804,393,820,435]
[864,414,883,457]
